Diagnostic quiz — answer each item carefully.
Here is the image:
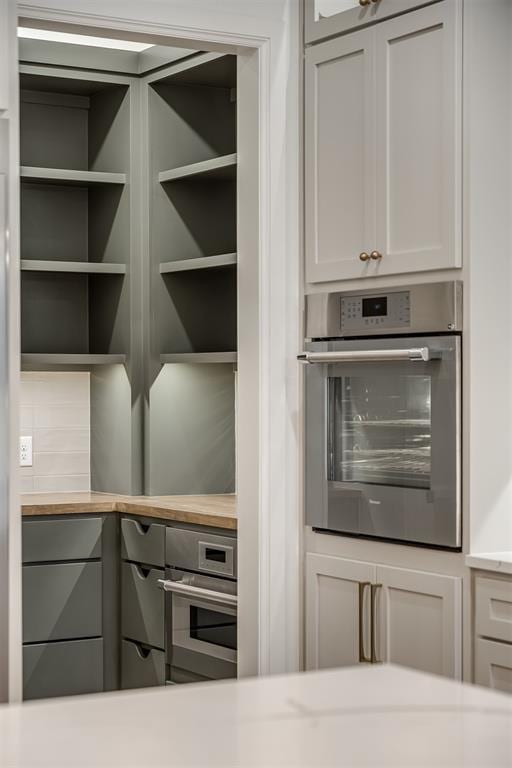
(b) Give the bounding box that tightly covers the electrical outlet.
[20,435,33,467]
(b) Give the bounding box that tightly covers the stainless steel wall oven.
[300,282,462,549]
[159,527,237,684]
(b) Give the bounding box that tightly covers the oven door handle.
[157,578,238,607]
[298,348,435,364]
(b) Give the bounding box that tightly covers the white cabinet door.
[304,0,441,45]
[306,553,375,670]
[305,30,377,283]
[374,2,461,276]
[375,565,462,678]
[475,638,512,694]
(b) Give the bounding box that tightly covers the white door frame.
[13,1,301,691]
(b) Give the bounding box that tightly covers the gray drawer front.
[23,562,102,643]
[121,640,165,690]
[121,562,165,649]
[121,518,165,568]
[23,517,102,563]
[23,638,103,700]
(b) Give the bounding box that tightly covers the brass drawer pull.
[370,250,382,260]
[358,581,371,663]
[359,252,370,262]
[359,0,371,5]
[370,583,382,663]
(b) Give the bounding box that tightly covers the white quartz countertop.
[466,552,512,575]
[1,665,512,767]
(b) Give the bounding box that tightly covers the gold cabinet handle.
[370,583,382,664]
[359,252,370,262]
[370,250,382,261]
[359,0,371,5]
[371,0,380,3]
[358,581,371,663]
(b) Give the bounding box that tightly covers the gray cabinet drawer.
[22,517,102,563]
[23,562,102,643]
[121,518,165,568]
[121,639,165,690]
[23,638,103,700]
[121,562,165,649]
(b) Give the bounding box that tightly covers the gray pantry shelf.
[21,354,127,367]
[20,166,127,186]
[21,260,127,275]
[159,253,237,274]
[160,352,237,364]
[158,153,237,184]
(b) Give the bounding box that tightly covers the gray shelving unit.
[159,253,237,274]
[19,46,238,499]
[20,67,131,361]
[20,166,127,185]
[144,52,237,495]
[19,63,141,496]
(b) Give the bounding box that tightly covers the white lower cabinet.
[475,638,512,694]
[375,565,462,678]
[306,554,375,669]
[474,572,512,693]
[306,553,462,679]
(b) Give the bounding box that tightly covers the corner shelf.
[160,352,237,365]
[158,153,237,184]
[21,260,127,275]
[21,353,127,368]
[21,166,127,186]
[159,253,237,274]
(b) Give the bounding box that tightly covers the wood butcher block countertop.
[21,492,237,530]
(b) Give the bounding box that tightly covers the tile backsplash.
[20,372,91,493]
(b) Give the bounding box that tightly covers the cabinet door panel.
[306,553,375,670]
[23,517,102,563]
[475,575,512,644]
[376,565,461,678]
[121,639,166,690]
[375,2,461,275]
[23,638,103,701]
[304,0,442,45]
[121,562,165,650]
[23,562,102,644]
[121,517,165,568]
[475,638,512,694]
[305,31,376,283]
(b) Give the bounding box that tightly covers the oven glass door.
[329,372,432,490]
[172,591,237,664]
[305,335,461,548]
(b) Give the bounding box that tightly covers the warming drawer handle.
[157,578,238,607]
[297,348,434,364]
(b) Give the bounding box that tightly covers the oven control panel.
[341,291,410,333]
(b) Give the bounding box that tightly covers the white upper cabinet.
[374,3,461,276]
[305,30,376,284]
[304,0,443,44]
[305,1,461,284]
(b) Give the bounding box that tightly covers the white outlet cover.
[20,435,33,467]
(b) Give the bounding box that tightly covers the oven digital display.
[362,296,388,317]
[205,547,226,564]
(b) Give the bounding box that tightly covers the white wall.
[16,0,301,678]
[465,0,512,554]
